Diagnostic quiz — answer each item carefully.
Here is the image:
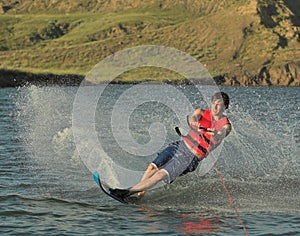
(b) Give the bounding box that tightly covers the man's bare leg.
[130,169,168,193]
[141,163,159,181]
[109,168,168,200]
[137,163,158,197]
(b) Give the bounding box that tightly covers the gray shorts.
[152,140,200,183]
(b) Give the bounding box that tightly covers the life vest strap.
[185,134,208,156]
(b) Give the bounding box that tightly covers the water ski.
[93,171,140,204]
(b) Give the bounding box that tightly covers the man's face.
[211,99,225,116]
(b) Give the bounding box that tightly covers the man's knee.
[147,163,158,171]
[156,169,168,179]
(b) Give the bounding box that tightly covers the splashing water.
[15,85,300,213]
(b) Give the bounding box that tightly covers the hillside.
[0,0,299,86]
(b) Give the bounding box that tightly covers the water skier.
[110,92,231,199]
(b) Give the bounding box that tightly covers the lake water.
[0,84,299,235]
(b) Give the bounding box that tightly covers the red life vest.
[183,110,230,159]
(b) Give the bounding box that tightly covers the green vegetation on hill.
[0,0,299,86]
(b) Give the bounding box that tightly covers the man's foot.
[109,188,131,198]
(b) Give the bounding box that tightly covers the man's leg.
[109,167,167,199]
[137,163,158,197]
[140,163,158,181]
[129,169,168,192]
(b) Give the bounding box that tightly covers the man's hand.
[189,109,204,128]
[204,127,217,135]
[210,125,231,142]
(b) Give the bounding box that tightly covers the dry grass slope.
[0,0,299,86]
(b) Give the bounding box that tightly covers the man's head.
[212,92,230,110]
[210,92,230,117]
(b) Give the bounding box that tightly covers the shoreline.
[0,69,299,87]
[0,69,84,87]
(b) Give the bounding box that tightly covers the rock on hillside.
[217,62,300,86]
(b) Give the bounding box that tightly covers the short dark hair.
[212,92,230,109]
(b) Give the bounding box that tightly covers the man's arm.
[210,123,231,143]
[189,108,204,127]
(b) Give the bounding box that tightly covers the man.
[110,92,231,199]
